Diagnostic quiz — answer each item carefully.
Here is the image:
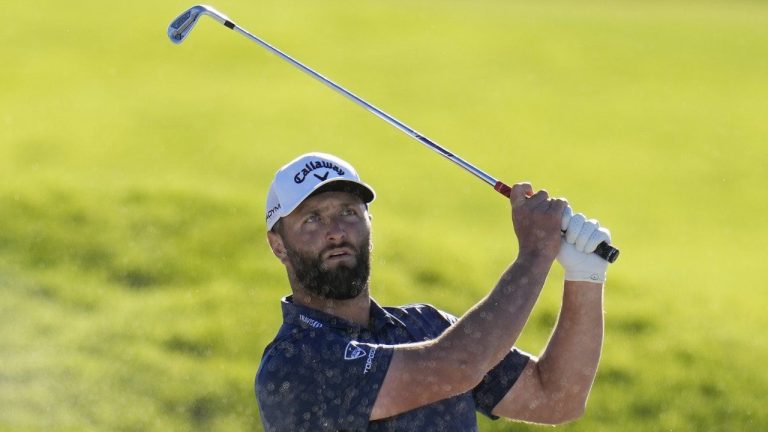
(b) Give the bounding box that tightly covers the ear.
[267,231,290,265]
[366,213,374,251]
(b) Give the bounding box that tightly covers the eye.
[304,213,320,224]
[341,207,358,217]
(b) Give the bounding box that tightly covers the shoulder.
[387,302,457,319]
[384,303,459,336]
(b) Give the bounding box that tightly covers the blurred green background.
[1,0,766,430]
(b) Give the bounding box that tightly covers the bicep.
[370,343,476,420]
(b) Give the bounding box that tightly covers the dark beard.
[285,240,371,300]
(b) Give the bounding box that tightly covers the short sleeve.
[256,335,394,432]
[472,348,531,419]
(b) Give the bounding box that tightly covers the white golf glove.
[557,206,612,283]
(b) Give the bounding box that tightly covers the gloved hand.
[557,206,612,283]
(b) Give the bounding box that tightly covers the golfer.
[256,152,611,431]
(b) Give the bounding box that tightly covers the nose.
[325,217,346,243]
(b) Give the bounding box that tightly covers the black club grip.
[594,242,620,263]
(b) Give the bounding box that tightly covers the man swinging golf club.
[256,152,612,431]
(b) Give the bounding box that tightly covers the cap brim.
[310,179,375,204]
[279,178,376,224]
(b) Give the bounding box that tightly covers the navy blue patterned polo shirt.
[256,296,530,431]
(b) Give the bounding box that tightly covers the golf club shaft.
[227,26,503,191]
[178,8,619,263]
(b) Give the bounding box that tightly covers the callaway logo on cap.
[265,152,376,230]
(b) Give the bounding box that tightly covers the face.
[270,191,372,300]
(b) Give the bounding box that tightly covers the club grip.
[494,180,620,263]
[494,181,513,197]
[594,241,620,263]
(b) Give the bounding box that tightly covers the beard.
[284,237,371,300]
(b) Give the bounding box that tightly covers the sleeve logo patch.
[343,342,367,360]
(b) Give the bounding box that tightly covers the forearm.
[372,184,569,419]
[431,253,554,383]
[536,281,604,412]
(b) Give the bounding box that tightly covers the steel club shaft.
[167,5,620,263]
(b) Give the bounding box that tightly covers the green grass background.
[2,0,767,430]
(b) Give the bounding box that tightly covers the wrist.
[564,280,604,290]
[516,250,556,270]
[564,269,606,283]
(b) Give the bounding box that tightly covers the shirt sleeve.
[432,306,532,418]
[472,347,531,419]
[256,334,394,432]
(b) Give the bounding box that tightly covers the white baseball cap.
[265,152,376,231]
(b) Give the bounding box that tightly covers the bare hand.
[509,183,567,261]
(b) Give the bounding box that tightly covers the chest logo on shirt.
[299,314,323,328]
[344,342,367,360]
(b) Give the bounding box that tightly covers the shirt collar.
[280,295,402,332]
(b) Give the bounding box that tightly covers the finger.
[584,227,611,254]
[561,204,573,231]
[526,189,551,208]
[576,219,599,252]
[565,213,586,244]
[548,198,568,217]
[510,183,533,207]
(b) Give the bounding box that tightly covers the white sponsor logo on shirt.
[344,342,367,360]
[363,346,377,375]
[299,314,323,328]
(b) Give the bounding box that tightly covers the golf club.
[167,4,619,263]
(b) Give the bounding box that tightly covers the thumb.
[509,183,533,207]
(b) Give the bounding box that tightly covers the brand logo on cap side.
[266,203,281,221]
[294,160,345,184]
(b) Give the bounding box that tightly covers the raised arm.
[490,280,603,424]
[370,183,567,420]
[491,213,611,424]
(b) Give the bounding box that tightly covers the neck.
[291,286,372,328]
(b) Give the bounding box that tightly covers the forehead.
[290,191,365,215]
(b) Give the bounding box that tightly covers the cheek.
[350,224,372,247]
[293,230,326,250]
[294,233,318,249]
